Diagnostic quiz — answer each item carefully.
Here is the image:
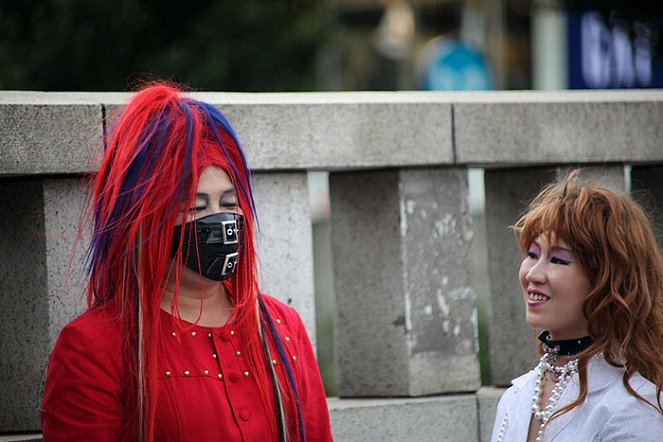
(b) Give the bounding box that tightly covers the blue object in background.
[568,10,663,89]
[421,39,493,91]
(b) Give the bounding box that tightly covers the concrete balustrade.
[0,178,88,431]
[330,168,479,397]
[631,165,663,248]
[454,90,663,165]
[1,90,662,441]
[0,93,102,175]
[252,171,317,337]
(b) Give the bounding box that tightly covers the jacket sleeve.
[293,313,334,442]
[41,317,124,442]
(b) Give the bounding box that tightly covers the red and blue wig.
[86,83,303,441]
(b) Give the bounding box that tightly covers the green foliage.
[0,0,327,91]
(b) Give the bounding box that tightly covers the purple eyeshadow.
[552,249,575,262]
[528,243,541,255]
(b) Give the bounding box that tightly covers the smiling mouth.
[527,291,550,302]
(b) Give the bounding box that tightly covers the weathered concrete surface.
[0,178,88,432]
[0,435,42,441]
[484,166,625,386]
[484,168,549,386]
[328,394,479,442]
[43,179,90,349]
[477,387,505,442]
[631,166,663,249]
[0,179,49,431]
[330,168,480,397]
[252,172,317,344]
[4,90,662,174]
[213,99,453,171]
[453,90,663,166]
[0,93,103,175]
[1,91,454,174]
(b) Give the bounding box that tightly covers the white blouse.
[491,356,663,441]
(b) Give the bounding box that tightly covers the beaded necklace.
[529,351,578,442]
[494,331,594,442]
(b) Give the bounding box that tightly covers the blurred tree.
[0,0,326,91]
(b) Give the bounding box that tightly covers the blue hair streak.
[259,296,306,442]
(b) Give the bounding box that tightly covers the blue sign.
[568,11,663,88]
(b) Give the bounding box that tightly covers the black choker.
[538,330,593,356]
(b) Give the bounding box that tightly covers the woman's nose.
[207,201,224,215]
[526,260,547,283]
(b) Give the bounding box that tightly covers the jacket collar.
[507,356,625,441]
[585,354,624,392]
[543,356,623,440]
[512,354,622,392]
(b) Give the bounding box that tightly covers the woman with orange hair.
[41,83,332,442]
[492,170,663,441]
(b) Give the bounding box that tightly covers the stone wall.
[2,90,662,440]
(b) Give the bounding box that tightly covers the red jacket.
[41,294,333,441]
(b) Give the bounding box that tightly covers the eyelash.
[189,202,237,212]
[527,252,570,266]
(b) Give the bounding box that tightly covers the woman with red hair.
[492,170,663,441]
[41,83,332,442]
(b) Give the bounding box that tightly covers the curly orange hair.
[514,169,663,416]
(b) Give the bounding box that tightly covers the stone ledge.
[0,94,103,176]
[477,387,506,442]
[0,91,454,174]
[328,394,480,442]
[0,391,507,442]
[3,90,661,176]
[455,99,663,165]
[0,436,42,442]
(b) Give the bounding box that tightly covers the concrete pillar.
[330,168,479,397]
[0,178,88,432]
[43,180,91,343]
[484,165,625,386]
[555,165,625,191]
[630,166,663,249]
[484,168,553,387]
[252,172,317,343]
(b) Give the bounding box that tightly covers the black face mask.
[170,212,243,281]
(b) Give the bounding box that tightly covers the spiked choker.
[538,330,593,356]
